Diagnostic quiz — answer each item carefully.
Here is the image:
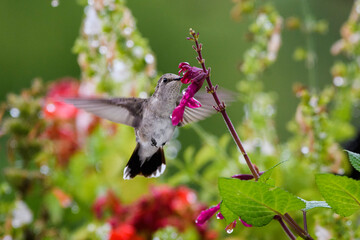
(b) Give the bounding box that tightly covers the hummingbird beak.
[174,77,182,81]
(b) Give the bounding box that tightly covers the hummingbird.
[65,73,224,179]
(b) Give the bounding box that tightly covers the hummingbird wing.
[180,89,235,126]
[64,97,146,128]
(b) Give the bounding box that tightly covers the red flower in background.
[41,78,99,166]
[109,224,144,240]
[43,78,79,120]
[92,186,217,240]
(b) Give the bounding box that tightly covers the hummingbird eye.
[163,78,168,83]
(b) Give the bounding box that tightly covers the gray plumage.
[65,73,231,179]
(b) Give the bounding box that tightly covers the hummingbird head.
[153,73,182,100]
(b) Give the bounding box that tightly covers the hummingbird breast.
[135,99,177,161]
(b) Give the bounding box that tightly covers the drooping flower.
[195,201,252,233]
[171,62,207,126]
[178,62,206,84]
[195,173,259,233]
[195,203,220,225]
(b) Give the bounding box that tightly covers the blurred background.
[1,0,360,239]
[0,0,354,140]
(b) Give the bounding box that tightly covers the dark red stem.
[283,213,313,240]
[190,30,260,181]
[303,210,308,234]
[188,28,314,240]
[274,215,296,240]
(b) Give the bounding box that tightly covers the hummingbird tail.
[123,144,166,180]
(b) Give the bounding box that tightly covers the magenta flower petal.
[173,62,207,125]
[171,105,186,126]
[186,97,201,108]
[231,172,264,180]
[195,203,220,225]
[216,212,224,220]
[231,174,255,180]
[240,218,252,227]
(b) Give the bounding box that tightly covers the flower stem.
[189,29,260,181]
[283,213,313,240]
[302,210,308,233]
[187,29,313,240]
[274,215,296,240]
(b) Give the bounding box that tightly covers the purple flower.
[195,201,252,233]
[171,62,207,126]
[231,171,264,180]
[195,203,220,225]
[195,173,261,233]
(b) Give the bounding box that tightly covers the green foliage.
[219,178,305,227]
[258,160,287,183]
[220,201,238,225]
[2,0,360,239]
[346,150,360,173]
[301,200,330,211]
[153,226,199,240]
[316,174,360,216]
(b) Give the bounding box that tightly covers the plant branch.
[187,29,313,240]
[283,213,313,240]
[303,210,308,233]
[274,215,296,240]
[188,28,260,181]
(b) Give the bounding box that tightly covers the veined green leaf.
[300,199,331,211]
[259,160,287,183]
[316,174,360,216]
[218,178,305,227]
[220,201,238,225]
[346,150,360,173]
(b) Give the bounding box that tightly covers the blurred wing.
[64,97,146,128]
[180,89,235,126]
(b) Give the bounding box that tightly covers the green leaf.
[316,174,360,216]
[218,178,305,227]
[346,150,360,173]
[220,201,238,225]
[259,160,287,183]
[300,199,331,211]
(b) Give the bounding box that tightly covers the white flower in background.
[315,225,332,240]
[132,46,144,58]
[240,138,275,156]
[11,200,33,228]
[95,223,111,240]
[84,6,102,36]
[3,235,13,240]
[261,139,275,155]
[110,59,131,82]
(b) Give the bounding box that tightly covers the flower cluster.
[92,186,217,240]
[171,62,207,126]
